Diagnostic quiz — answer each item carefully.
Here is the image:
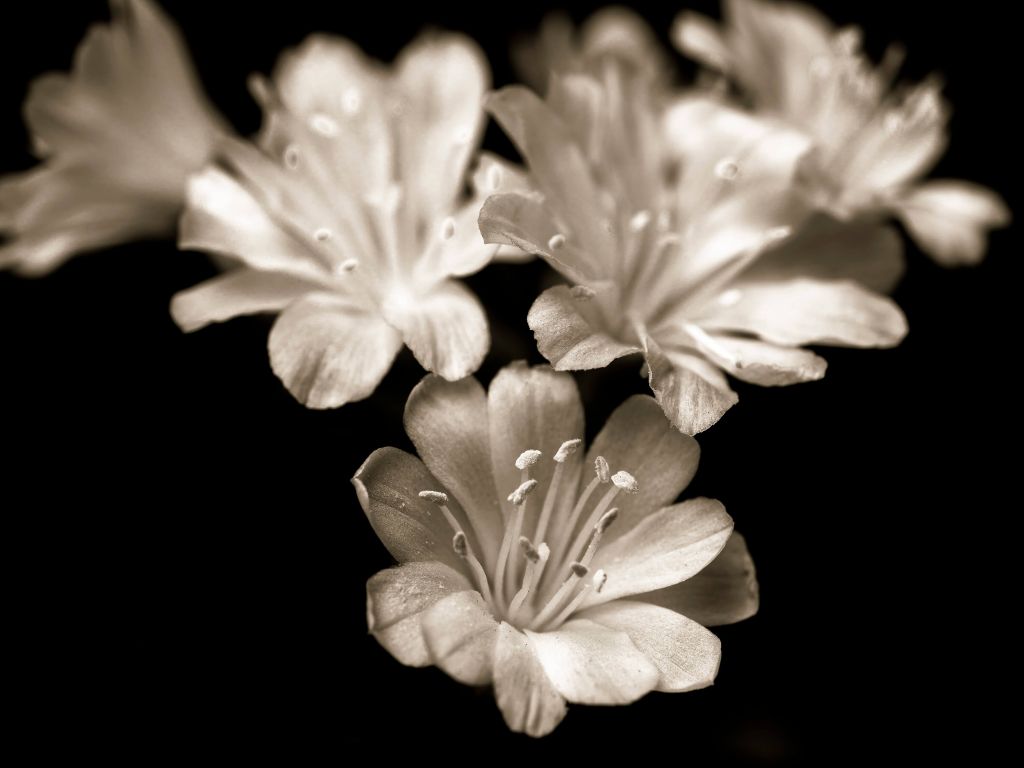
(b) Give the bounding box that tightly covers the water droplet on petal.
[335,258,359,274]
[715,158,740,181]
[548,234,566,251]
[314,227,332,242]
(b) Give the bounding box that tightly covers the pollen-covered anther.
[440,217,456,242]
[418,490,449,505]
[611,471,639,494]
[452,531,469,557]
[515,449,542,470]
[592,569,608,594]
[548,234,566,251]
[507,478,539,506]
[570,285,596,301]
[519,536,540,563]
[570,562,589,578]
[553,439,582,463]
[594,455,610,483]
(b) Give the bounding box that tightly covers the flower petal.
[420,590,499,686]
[579,600,721,692]
[637,532,759,627]
[895,180,1011,267]
[690,333,827,387]
[701,278,907,348]
[584,498,734,607]
[527,284,641,371]
[268,293,401,408]
[179,167,325,280]
[738,214,905,294]
[352,447,470,574]
[382,280,488,381]
[404,375,504,568]
[366,562,471,667]
[170,268,318,332]
[643,334,738,435]
[493,622,567,737]
[525,619,659,705]
[395,34,489,227]
[487,362,585,536]
[672,11,733,71]
[585,395,701,545]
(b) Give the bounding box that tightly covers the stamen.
[611,471,639,494]
[579,508,618,568]
[530,561,588,630]
[594,456,610,484]
[593,569,608,594]
[548,234,566,251]
[507,479,539,506]
[452,532,495,611]
[553,439,582,463]
[508,541,549,622]
[570,286,596,301]
[544,569,606,630]
[440,217,456,242]
[515,450,542,470]
[560,477,633,575]
[418,489,462,535]
[496,479,538,608]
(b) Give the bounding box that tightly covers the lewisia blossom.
[479,63,907,434]
[355,362,757,736]
[674,0,1010,266]
[0,0,228,276]
[172,34,523,408]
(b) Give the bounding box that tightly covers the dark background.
[1,1,1017,762]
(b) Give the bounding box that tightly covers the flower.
[355,362,758,737]
[171,33,526,409]
[479,62,907,434]
[0,0,228,276]
[673,0,1010,266]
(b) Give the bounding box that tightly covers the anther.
[595,456,610,483]
[596,508,619,533]
[440,217,456,242]
[515,450,542,470]
[418,490,449,505]
[592,569,607,593]
[507,479,539,506]
[519,536,540,563]
[554,439,582,463]
[570,285,596,300]
[452,531,468,557]
[570,562,589,578]
[548,234,566,251]
[611,471,639,494]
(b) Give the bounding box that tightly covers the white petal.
[643,334,738,435]
[492,622,567,737]
[396,34,489,226]
[179,167,324,280]
[527,284,640,371]
[170,268,318,332]
[403,375,504,568]
[268,293,402,408]
[690,333,827,387]
[366,562,471,667]
[420,591,499,686]
[585,395,701,546]
[584,498,734,607]
[638,532,759,627]
[896,180,1011,266]
[702,278,907,349]
[382,280,488,381]
[525,619,660,705]
[579,600,721,692]
[352,447,472,575]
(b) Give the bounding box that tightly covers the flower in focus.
[674,0,1010,266]
[172,33,526,408]
[480,61,907,434]
[0,0,228,276]
[355,362,758,736]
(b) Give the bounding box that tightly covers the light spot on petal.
[310,113,339,137]
[284,145,300,170]
[718,288,742,307]
[548,234,566,251]
[714,158,740,181]
[341,87,362,116]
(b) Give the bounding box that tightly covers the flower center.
[419,441,639,631]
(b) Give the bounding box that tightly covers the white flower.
[674,0,1010,266]
[479,67,907,434]
[171,34,527,409]
[0,0,228,276]
[355,362,758,737]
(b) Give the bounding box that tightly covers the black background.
[1,1,1017,762]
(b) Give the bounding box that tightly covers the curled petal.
[644,334,738,435]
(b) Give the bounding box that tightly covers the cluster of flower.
[0,0,1008,737]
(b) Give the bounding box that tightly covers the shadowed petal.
[585,498,734,607]
[421,590,499,686]
[690,333,827,387]
[268,293,401,408]
[526,619,659,705]
[637,532,759,627]
[579,600,721,692]
[366,562,471,667]
[644,334,738,435]
[493,622,567,737]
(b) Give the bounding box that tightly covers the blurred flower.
[0,0,228,276]
[674,0,1010,266]
[172,34,526,408]
[355,362,758,737]
[480,65,906,434]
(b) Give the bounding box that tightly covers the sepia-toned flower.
[355,362,758,736]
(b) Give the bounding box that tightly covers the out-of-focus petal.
[672,11,733,71]
[170,268,318,332]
